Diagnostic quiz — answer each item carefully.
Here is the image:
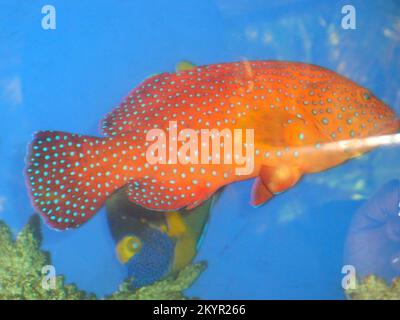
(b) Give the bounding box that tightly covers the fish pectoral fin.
[259,165,302,195]
[250,177,274,207]
[176,61,196,72]
[165,211,187,237]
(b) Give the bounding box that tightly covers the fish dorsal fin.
[101,62,244,137]
[102,62,196,136]
[175,61,196,72]
[100,72,171,136]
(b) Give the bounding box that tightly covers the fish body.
[106,187,213,287]
[25,61,399,229]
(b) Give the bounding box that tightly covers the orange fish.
[25,61,399,230]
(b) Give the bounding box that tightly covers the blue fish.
[106,187,215,287]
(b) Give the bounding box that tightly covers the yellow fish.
[106,186,215,287]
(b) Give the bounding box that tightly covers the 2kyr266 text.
[196,304,246,315]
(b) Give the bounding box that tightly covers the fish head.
[350,87,399,137]
[116,234,143,264]
[314,82,399,146]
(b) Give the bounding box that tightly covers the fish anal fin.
[250,177,274,207]
[259,165,302,195]
[126,179,192,213]
[184,189,216,211]
[185,200,203,211]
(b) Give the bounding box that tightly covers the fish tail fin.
[25,131,119,230]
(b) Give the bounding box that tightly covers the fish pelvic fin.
[250,177,274,207]
[25,131,121,230]
[260,165,302,194]
[250,165,302,207]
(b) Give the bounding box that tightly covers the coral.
[0,215,205,300]
[0,215,93,300]
[107,262,206,300]
[346,275,400,300]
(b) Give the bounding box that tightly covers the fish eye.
[116,235,142,264]
[363,92,370,100]
[132,241,140,250]
[127,236,142,252]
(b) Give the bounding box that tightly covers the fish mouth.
[363,118,400,138]
[374,118,400,136]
